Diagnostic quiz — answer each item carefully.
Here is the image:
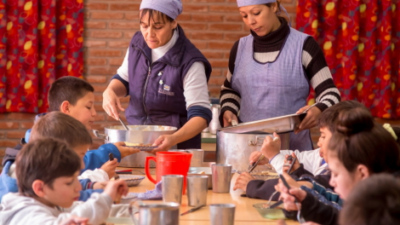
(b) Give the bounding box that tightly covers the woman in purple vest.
[102,0,212,151]
[220,0,341,151]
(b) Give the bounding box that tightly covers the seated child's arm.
[83,142,139,171]
[79,189,103,202]
[79,169,110,182]
[83,143,121,170]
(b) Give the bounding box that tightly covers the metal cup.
[162,175,183,204]
[211,164,232,193]
[210,204,236,225]
[129,201,180,225]
[169,149,204,167]
[187,175,208,207]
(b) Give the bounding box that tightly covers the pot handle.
[145,156,157,184]
[92,129,109,141]
[248,135,267,146]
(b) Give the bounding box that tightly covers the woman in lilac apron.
[220,0,341,151]
[103,0,212,151]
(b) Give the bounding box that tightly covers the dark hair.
[339,174,400,225]
[48,76,94,112]
[328,104,400,174]
[30,112,93,148]
[140,8,174,24]
[319,100,366,133]
[265,1,281,15]
[16,138,81,197]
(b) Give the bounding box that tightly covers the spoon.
[118,117,129,130]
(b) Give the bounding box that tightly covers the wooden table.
[120,168,299,225]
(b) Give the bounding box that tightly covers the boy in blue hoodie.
[0,112,106,201]
[24,76,139,173]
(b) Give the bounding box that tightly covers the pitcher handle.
[129,197,142,225]
[145,156,157,184]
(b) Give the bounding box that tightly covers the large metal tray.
[219,113,306,134]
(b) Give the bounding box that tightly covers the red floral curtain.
[0,0,83,113]
[297,0,400,118]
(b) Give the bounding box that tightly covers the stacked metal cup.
[187,175,208,207]
[162,175,184,204]
[211,164,232,193]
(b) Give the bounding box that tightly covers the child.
[234,101,362,199]
[278,104,400,225]
[339,174,400,225]
[0,112,106,201]
[24,76,139,170]
[0,138,128,225]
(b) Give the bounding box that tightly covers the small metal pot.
[93,125,177,168]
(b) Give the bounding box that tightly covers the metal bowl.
[119,175,145,187]
[253,203,286,219]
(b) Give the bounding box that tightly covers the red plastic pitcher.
[145,152,192,194]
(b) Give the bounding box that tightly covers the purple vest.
[125,25,212,149]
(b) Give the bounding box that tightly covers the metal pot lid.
[105,125,177,131]
[219,113,306,134]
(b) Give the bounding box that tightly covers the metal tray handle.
[92,129,109,141]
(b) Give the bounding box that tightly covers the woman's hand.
[260,133,281,161]
[282,153,300,174]
[233,172,254,192]
[295,105,321,133]
[103,88,125,120]
[151,135,178,153]
[249,151,269,165]
[114,142,140,158]
[222,110,238,127]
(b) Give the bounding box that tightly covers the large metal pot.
[93,125,177,167]
[216,131,290,173]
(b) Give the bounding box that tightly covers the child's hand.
[233,172,254,192]
[282,153,300,173]
[114,142,140,158]
[249,151,269,165]
[60,216,88,225]
[260,132,281,160]
[274,172,301,191]
[101,159,118,178]
[92,181,108,190]
[103,180,129,202]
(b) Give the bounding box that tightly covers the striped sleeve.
[302,37,341,112]
[219,41,241,126]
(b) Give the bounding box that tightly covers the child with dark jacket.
[234,101,363,200]
[277,103,400,225]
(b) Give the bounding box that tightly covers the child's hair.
[318,100,365,133]
[16,138,81,197]
[30,112,92,148]
[48,76,94,112]
[328,104,400,174]
[339,174,400,225]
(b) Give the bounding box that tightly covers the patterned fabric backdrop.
[0,0,83,113]
[297,0,400,118]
